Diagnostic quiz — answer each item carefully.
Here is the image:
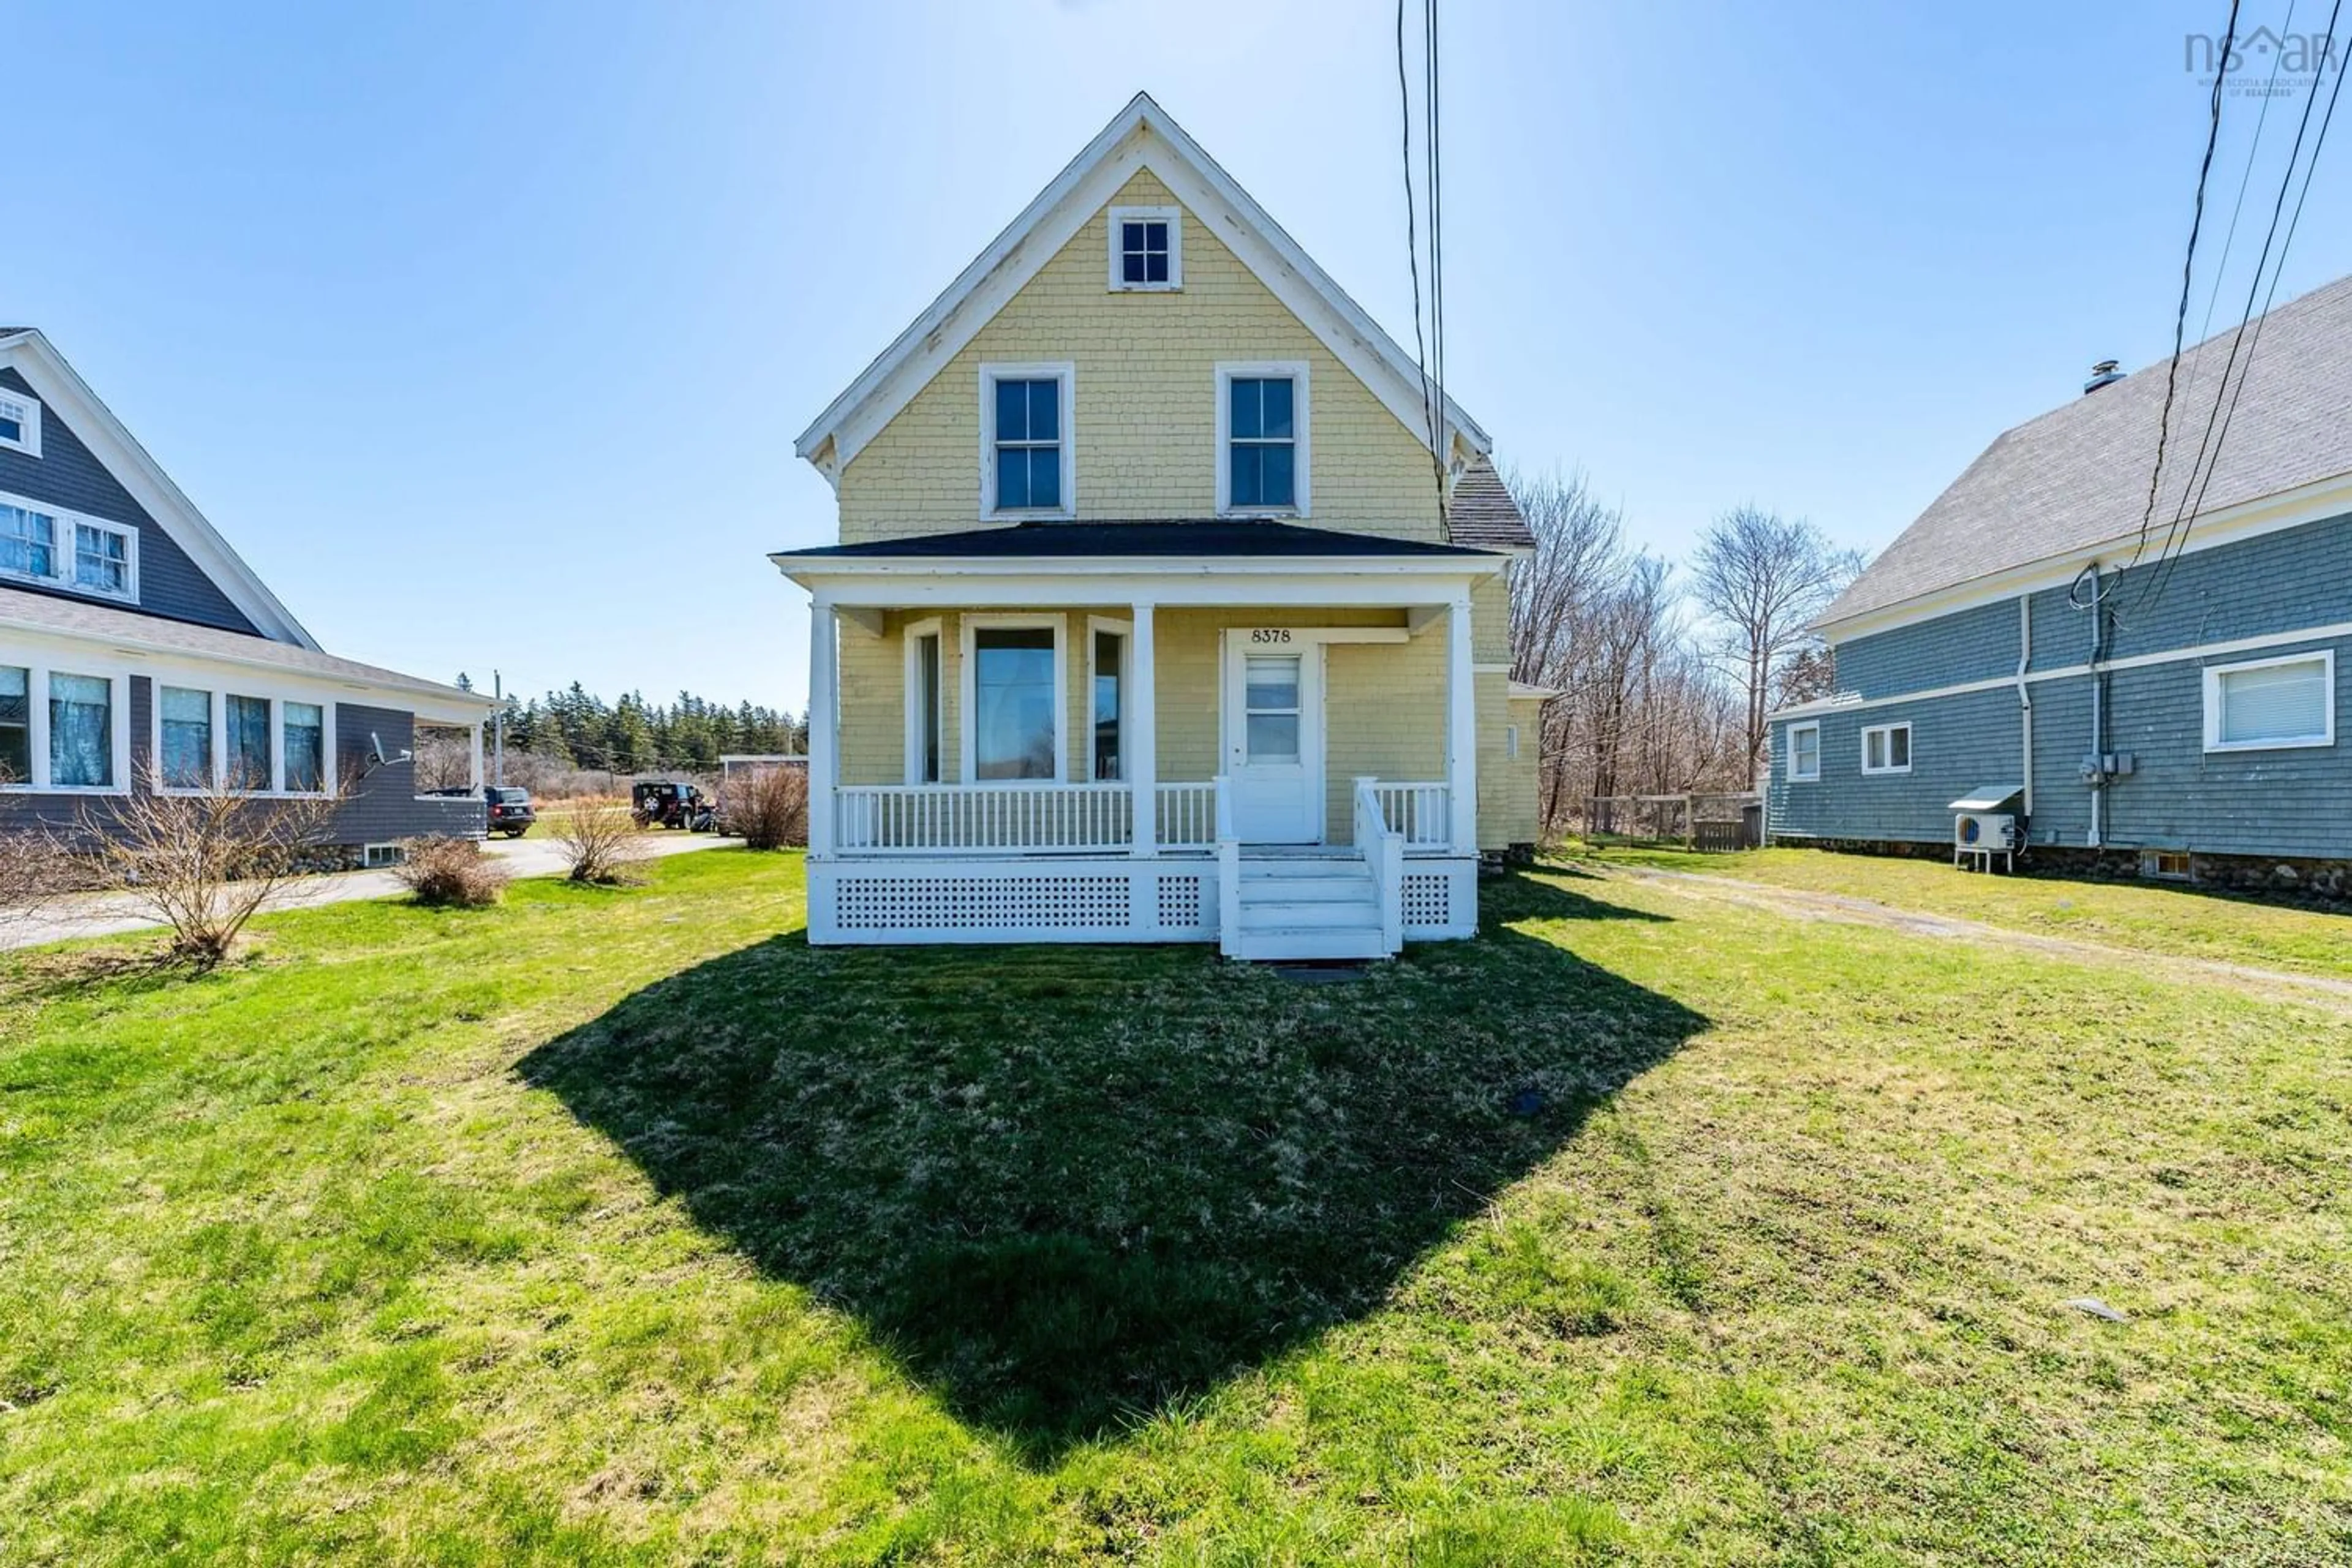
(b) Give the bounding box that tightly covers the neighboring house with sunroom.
[778,93,1542,958]
[1770,273,2352,887]
[0,327,496,858]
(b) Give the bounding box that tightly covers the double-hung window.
[1786,721,1821,782]
[1090,624,1126,781]
[0,388,37,456]
[0,492,134,602]
[0,665,27,783]
[1218,363,1309,514]
[1108,206,1180,290]
[48,673,113,788]
[981,365,1072,518]
[160,686,214,789]
[1,503,56,581]
[967,622,1059,781]
[906,623,943,785]
[1861,722,1911,775]
[2204,650,2334,752]
[227,695,272,790]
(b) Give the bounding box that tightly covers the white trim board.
[1,330,318,649]
[791,92,1490,483]
[1771,618,2352,722]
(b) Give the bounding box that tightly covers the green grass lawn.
[4,850,2348,1564]
[1583,842,2352,981]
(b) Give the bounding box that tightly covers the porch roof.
[773,518,1505,564]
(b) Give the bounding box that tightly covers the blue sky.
[6,1,2343,710]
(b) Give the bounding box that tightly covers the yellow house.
[778,93,1539,958]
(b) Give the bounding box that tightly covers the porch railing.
[1369,780,1452,850]
[1156,781,1218,848]
[834,783,1133,854]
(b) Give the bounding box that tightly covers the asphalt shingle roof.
[0,586,484,706]
[1447,457,1535,551]
[777,518,1507,560]
[1826,271,2352,625]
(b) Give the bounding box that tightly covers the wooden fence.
[1584,793,1763,851]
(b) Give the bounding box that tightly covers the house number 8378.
[1249,628,1292,644]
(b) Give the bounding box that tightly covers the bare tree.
[552,797,646,884]
[392,836,509,907]
[1688,507,1860,776]
[0,763,78,940]
[76,760,341,967]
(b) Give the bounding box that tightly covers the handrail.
[1368,780,1451,848]
[1214,774,1240,955]
[1354,777,1404,954]
[834,782,1133,854]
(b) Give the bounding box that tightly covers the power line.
[2135,0,2345,615]
[2131,0,2242,572]
[1396,0,1447,524]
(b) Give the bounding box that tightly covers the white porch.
[783,548,1503,957]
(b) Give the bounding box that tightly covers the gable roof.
[0,328,320,649]
[1825,271,2352,630]
[794,92,1493,486]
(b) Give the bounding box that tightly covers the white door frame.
[1220,627,1326,844]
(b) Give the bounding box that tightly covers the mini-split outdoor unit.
[1949,786,2024,873]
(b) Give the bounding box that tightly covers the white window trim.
[0,657,132,794]
[0,488,139,605]
[0,388,40,458]
[1215,361,1311,518]
[2203,649,2335,753]
[160,684,339,799]
[1107,205,1182,292]
[978,362,1076,522]
[1785,720,1821,783]
[959,612,1067,785]
[902,616,944,785]
[1860,720,1912,776]
[1087,614,1131,782]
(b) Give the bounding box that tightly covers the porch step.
[1224,857,1392,962]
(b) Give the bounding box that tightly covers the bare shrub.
[391,837,508,908]
[77,760,339,967]
[727,764,807,851]
[552,797,646,885]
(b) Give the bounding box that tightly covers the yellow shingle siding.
[837,170,1444,543]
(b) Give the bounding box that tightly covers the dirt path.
[1594,862,2352,1011]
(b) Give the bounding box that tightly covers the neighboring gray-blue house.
[1770,274,2352,884]
[0,327,494,857]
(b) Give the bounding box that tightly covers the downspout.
[2085,564,2105,849]
[2017,594,2034,826]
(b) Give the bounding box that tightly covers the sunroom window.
[160,685,213,789]
[0,666,27,783]
[48,672,112,788]
[285,701,326,793]
[227,694,272,790]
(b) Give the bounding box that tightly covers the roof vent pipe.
[2083,359,2125,394]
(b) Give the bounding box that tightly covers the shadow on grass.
[519,869,1705,1460]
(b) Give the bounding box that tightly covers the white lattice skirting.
[807,856,1479,946]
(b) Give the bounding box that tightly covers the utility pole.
[493,669,506,787]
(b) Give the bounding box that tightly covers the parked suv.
[483,785,536,838]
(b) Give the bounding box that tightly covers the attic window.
[0,389,38,458]
[1108,206,1181,291]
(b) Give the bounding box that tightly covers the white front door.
[1224,632,1322,843]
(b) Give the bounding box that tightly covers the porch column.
[1129,600,1157,857]
[807,595,837,858]
[1447,591,1477,854]
[469,723,484,790]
